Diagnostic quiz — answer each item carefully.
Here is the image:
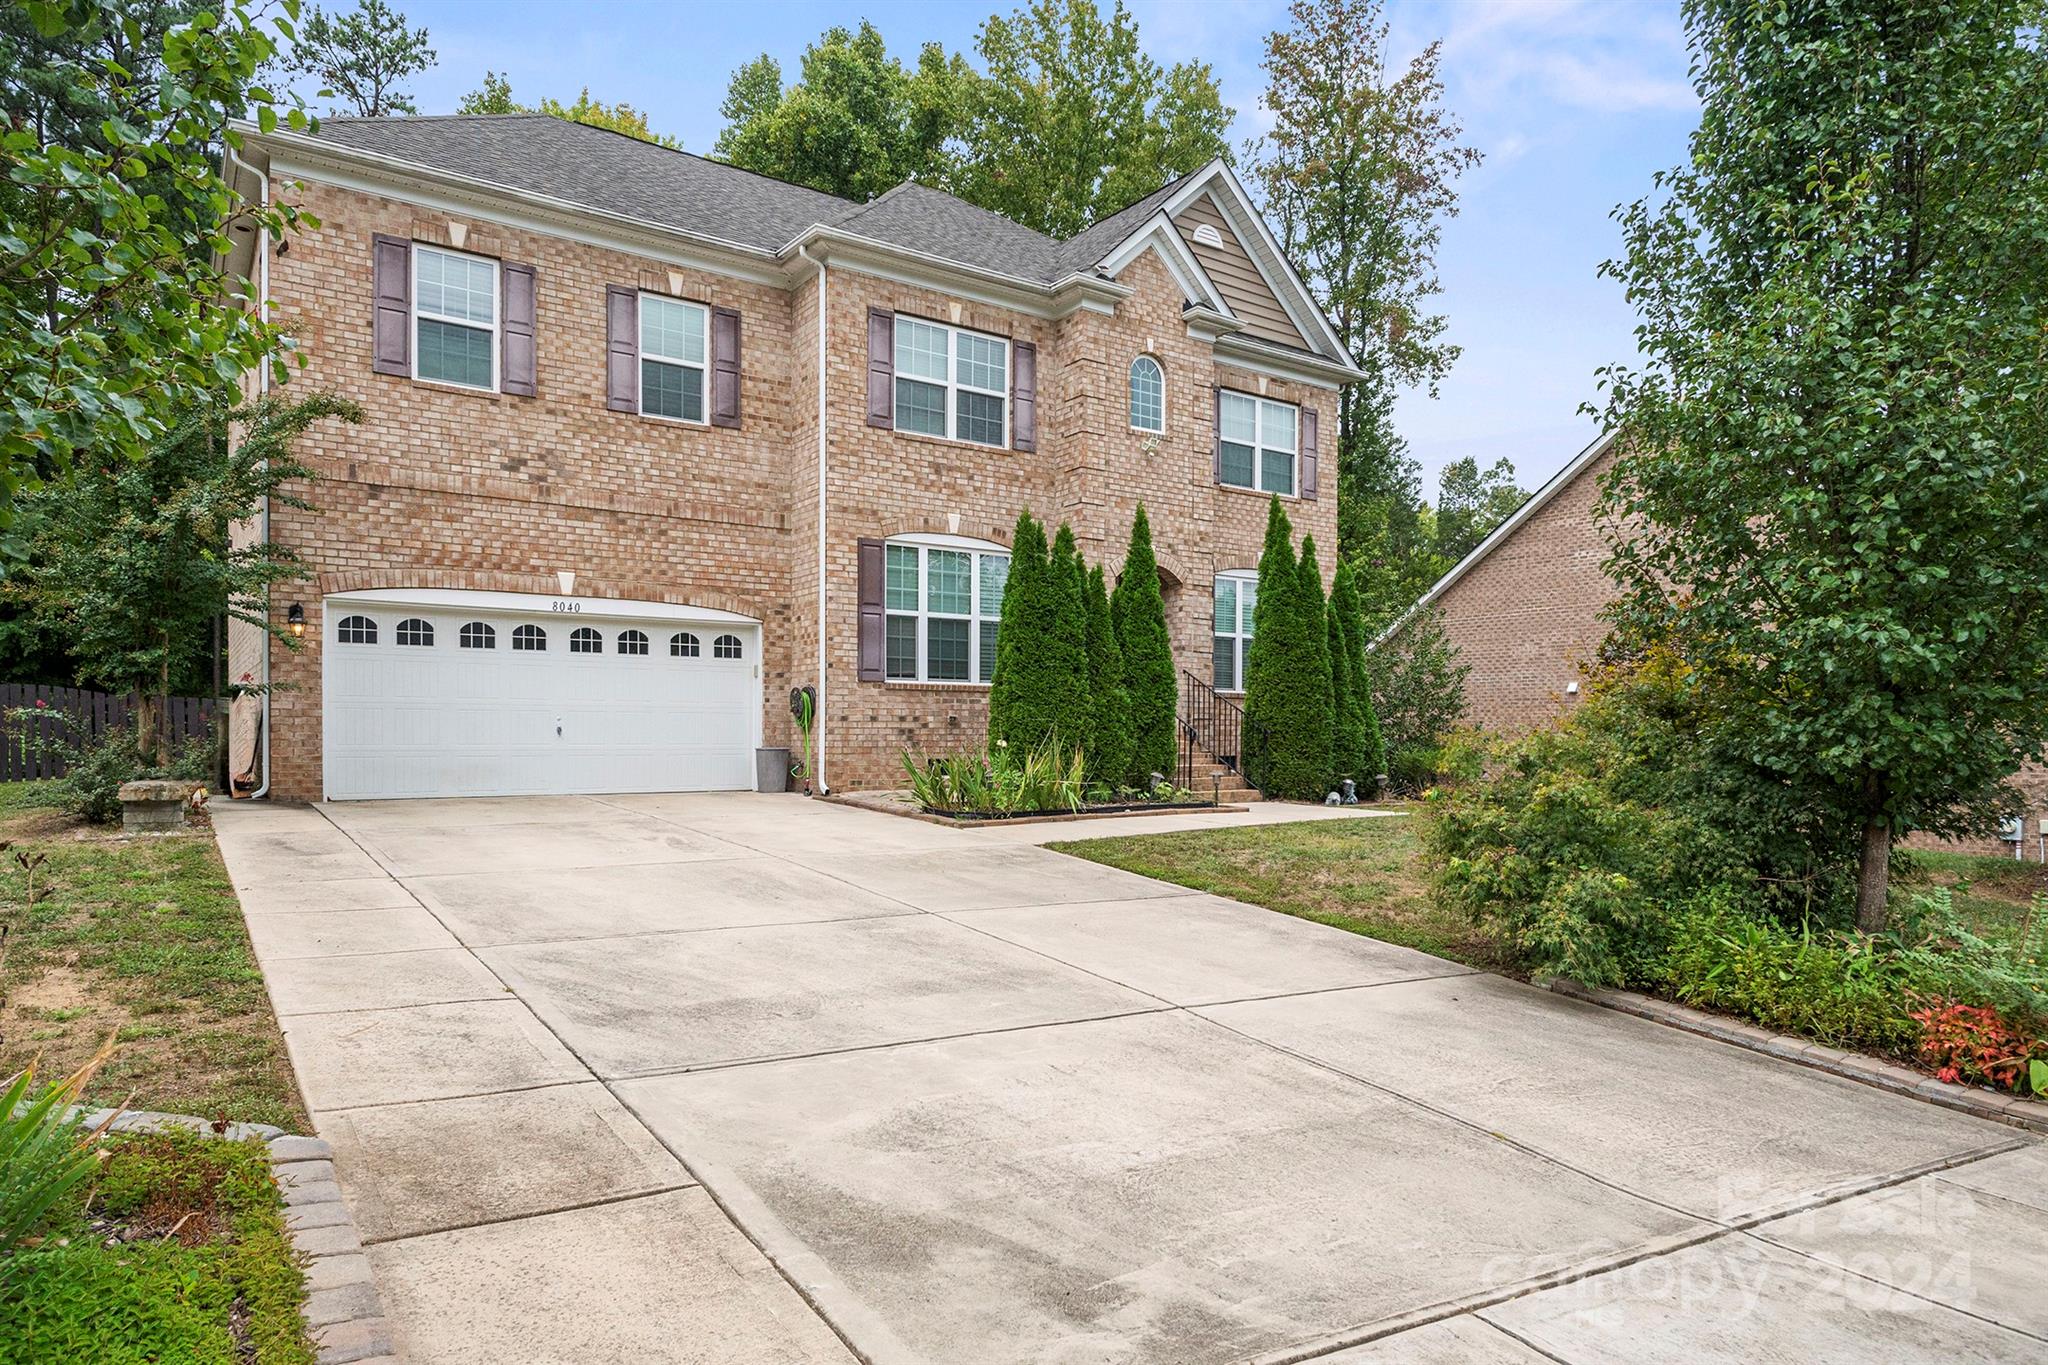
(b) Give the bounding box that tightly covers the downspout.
[225,144,273,798]
[797,245,829,793]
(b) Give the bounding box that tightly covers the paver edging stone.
[77,1107,400,1363]
[1540,979,2048,1135]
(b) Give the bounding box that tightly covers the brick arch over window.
[312,568,764,623]
[871,515,1015,550]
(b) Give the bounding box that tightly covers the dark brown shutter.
[501,262,537,397]
[1212,386,1224,482]
[371,234,410,375]
[710,306,742,429]
[1011,340,1037,452]
[857,537,886,682]
[866,306,894,429]
[1300,405,1319,499]
[605,285,637,413]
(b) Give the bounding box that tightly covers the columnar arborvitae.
[1115,502,1178,783]
[1287,534,1337,797]
[990,510,1085,752]
[1046,522,1093,751]
[1242,497,1296,790]
[1082,563,1131,786]
[1330,560,1386,787]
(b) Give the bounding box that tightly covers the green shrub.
[902,739,1085,817]
[1243,502,1334,799]
[1113,503,1178,783]
[989,511,1088,753]
[1081,564,1131,787]
[1365,604,1469,781]
[1328,562,1383,786]
[4,712,211,825]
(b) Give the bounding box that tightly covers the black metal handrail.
[1178,669,1268,795]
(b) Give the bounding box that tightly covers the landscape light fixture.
[287,602,305,638]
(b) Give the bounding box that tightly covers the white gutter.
[225,142,274,799]
[798,245,829,793]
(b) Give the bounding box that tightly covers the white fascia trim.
[787,227,1128,319]
[252,130,790,288]
[1213,333,1356,389]
[1373,426,1621,647]
[1095,214,1227,312]
[326,587,762,626]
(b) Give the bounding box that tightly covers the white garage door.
[322,591,761,800]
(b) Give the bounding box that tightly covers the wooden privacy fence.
[0,684,220,781]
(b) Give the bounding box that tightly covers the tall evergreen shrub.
[1082,564,1132,787]
[989,510,1086,752]
[1114,502,1178,783]
[1330,561,1386,787]
[1242,498,1296,789]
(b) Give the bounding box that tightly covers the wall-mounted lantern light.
[287,602,305,638]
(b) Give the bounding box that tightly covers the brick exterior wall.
[237,173,1339,798]
[1431,439,2045,861]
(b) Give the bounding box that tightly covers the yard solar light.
[287,602,305,638]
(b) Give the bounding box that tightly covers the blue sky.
[384,0,1698,495]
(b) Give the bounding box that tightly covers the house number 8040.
[550,600,583,613]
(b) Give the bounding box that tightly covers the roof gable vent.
[1191,222,1224,248]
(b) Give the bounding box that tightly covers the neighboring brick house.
[1416,430,2042,858]
[219,114,1361,801]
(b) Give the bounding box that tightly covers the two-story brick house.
[219,114,1361,801]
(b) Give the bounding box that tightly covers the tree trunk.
[133,688,161,767]
[1855,772,1892,933]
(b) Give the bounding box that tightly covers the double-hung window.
[640,294,708,423]
[884,537,1008,683]
[1214,571,1257,693]
[414,245,498,390]
[1218,391,1298,496]
[893,317,1009,448]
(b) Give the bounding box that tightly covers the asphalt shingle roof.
[307,114,1203,287]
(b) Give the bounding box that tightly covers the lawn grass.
[7,1126,315,1364]
[0,781,307,1131]
[1055,812,1509,970]
[1896,847,2047,941]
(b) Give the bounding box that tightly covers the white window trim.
[893,316,1010,450]
[411,243,499,393]
[1219,390,1299,496]
[884,534,1008,685]
[637,292,710,426]
[1214,569,1257,694]
[1129,355,1165,433]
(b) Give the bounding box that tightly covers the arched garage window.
[396,618,434,647]
[617,629,649,656]
[337,615,377,645]
[512,624,547,651]
[884,536,1007,683]
[459,621,496,649]
[670,632,700,658]
[569,626,602,654]
[713,634,743,660]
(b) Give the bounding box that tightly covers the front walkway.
[212,794,2048,1364]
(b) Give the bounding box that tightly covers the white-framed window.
[459,621,496,649]
[617,629,649,656]
[1218,391,1298,496]
[670,631,700,658]
[1213,571,1257,693]
[885,536,1008,684]
[512,624,547,652]
[569,626,603,654]
[639,294,707,423]
[893,316,1009,448]
[713,633,743,660]
[395,618,434,647]
[413,244,497,391]
[337,615,377,645]
[1129,355,1164,432]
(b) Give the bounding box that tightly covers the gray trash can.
[755,747,791,793]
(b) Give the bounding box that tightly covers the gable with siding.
[1172,194,1310,350]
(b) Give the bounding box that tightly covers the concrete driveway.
[213,794,2048,1364]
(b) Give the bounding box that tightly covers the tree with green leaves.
[1328,559,1383,787]
[284,0,433,117]
[1112,502,1177,782]
[1081,563,1130,786]
[1244,0,1478,599]
[1433,455,1525,564]
[457,73,680,148]
[1365,602,1466,787]
[1595,0,2048,931]
[8,392,359,762]
[989,511,1088,754]
[954,0,1232,237]
[0,0,307,554]
[712,23,965,201]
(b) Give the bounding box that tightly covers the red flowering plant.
[1909,998,2048,1094]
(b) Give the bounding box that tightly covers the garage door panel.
[325,601,759,800]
